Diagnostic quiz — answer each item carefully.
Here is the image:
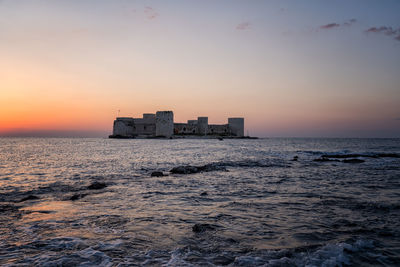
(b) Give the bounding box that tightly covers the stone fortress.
[110,111,244,138]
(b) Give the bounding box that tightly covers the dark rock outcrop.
[18,195,39,202]
[192,223,218,233]
[170,165,199,174]
[170,163,226,174]
[292,156,299,161]
[87,182,107,190]
[320,153,399,159]
[200,192,208,196]
[69,193,87,201]
[313,152,399,164]
[151,171,165,177]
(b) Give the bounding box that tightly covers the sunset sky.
[1,0,400,137]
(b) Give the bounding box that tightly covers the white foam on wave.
[96,239,124,251]
[18,247,112,267]
[285,239,374,267]
[163,248,196,267]
[160,239,376,267]
[234,255,265,266]
[3,237,117,267]
[76,247,112,267]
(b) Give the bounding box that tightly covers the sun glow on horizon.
[1,1,399,137]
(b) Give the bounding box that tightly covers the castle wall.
[228,118,244,137]
[132,123,156,136]
[113,115,156,137]
[174,123,198,135]
[112,112,244,138]
[208,124,229,135]
[156,111,174,137]
[113,118,135,137]
[197,117,208,135]
[142,113,156,123]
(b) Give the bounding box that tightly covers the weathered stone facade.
[110,111,244,138]
[155,111,174,137]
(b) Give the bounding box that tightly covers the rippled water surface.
[0,138,399,266]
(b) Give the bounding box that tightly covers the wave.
[164,238,377,266]
[298,150,400,158]
[0,237,385,266]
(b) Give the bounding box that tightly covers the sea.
[0,137,399,266]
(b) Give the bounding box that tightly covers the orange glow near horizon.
[1,1,399,137]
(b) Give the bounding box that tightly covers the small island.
[109,111,250,139]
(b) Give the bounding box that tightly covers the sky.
[1,0,400,138]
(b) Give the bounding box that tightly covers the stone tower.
[112,118,134,137]
[155,111,174,137]
[197,117,208,135]
[228,118,244,137]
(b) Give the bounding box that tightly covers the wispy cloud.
[366,26,398,35]
[236,22,251,31]
[318,19,400,43]
[365,26,400,42]
[319,23,340,30]
[319,19,357,30]
[144,6,158,20]
[320,23,340,30]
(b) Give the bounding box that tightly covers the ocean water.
[0,138,399,266]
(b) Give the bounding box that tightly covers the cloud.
[144,6,158,20]
[236,22,251,30]
[365,26,398,35]
[320,19,356,30]
[365,26,400,42]
[320,23,340,30]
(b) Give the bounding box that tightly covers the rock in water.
[192,223,217,233]
[69,193,87,201]
[200,191,208,196]
[18,195,39,202]
[170,166,199,174]
[320,153,400,159]
[87,182,107,190]
[170,164,226,174]
[151,171,164,177]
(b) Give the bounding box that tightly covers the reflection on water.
[20,201,77,223]
[0,138,399,266]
